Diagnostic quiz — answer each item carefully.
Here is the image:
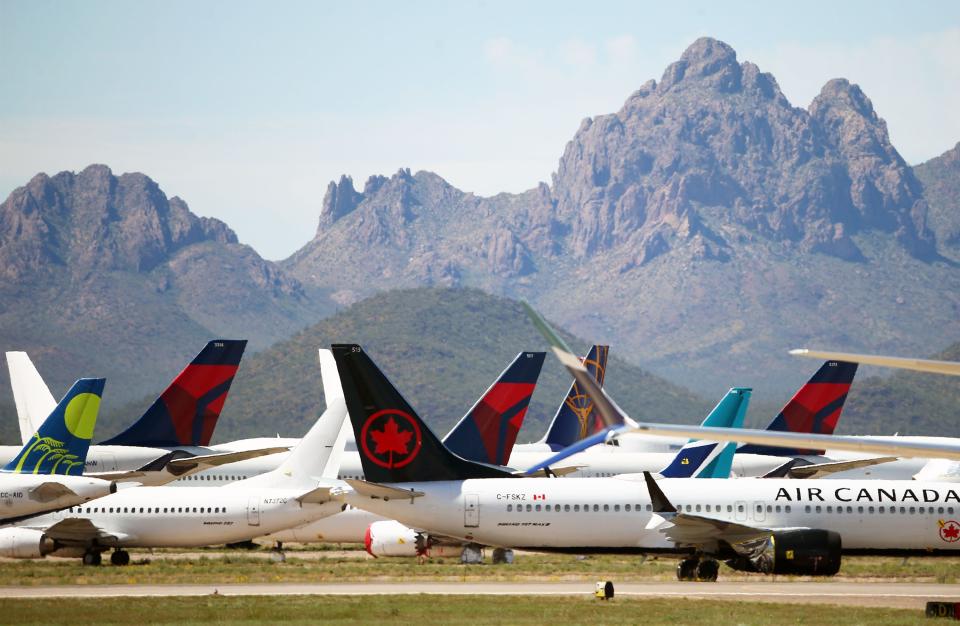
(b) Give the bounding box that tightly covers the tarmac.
[4,581,959,609]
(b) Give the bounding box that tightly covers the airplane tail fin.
[332,344,514,483]
[6,351,58,446]
[659,388,750,478]
[241,349,347,489]
[442,352,545,466]
[541,345,610,450]
[101,340,247,447]
[4,378,106,475]
[738,360,857,456]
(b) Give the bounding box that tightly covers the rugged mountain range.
[285,37,960,401]
[0,165,329,428]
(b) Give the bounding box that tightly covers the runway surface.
[5,581,958,609]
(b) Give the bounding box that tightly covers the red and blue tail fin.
[442,352,545,466]
[101,340,246,447]
[332,344,514,483]
[738,360,858,456]
[543,345,609,451]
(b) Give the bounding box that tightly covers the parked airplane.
[0,378,115,525]
[4,342,286,480]
[331,344,960,581]
[0,350,350,565]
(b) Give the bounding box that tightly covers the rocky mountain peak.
[660,37,742,93]
[0,165,238,280]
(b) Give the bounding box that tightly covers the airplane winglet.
[643,471,677,514]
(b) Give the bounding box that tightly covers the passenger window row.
[803,504,955,515]
[506,503,655,513]
[67,506,227,515]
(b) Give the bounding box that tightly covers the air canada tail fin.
[4,378,105,475]
[659,388,750,478]
[738,360,858,456]
[332,344,514,483]
[542,345,609,450]
[442,352,545,466]
[101,340,247,447]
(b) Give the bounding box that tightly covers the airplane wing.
[642,472,777,558]
[344,478,424,501]
[790,349,960,377]
[763,457,899,479]
[40,517,123,546]
[89,447,289,485]
[522,302,960,464]
[28,482,78,502]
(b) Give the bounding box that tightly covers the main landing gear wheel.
[110,550,130,566]
[82,551,102,566]
[677,558,698,581]
[696,559,719,582]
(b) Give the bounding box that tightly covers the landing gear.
[492,548,514,564]
[677,557,719,582]
[110,549,130,566]
[271,541,286,563]
[82,550,102,566]
[460,543,484,564]
[677,558,698,581]
[696,559,719,582]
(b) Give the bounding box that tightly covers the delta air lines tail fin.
[738,360,857,456]
[332,344,514,483]
[4,378,106,475]
[659,388,750,478]
[101,340,246,447]
[442,352,545,466]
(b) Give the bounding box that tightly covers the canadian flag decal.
[532,494,546,501]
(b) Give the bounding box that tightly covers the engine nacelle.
[726,529,841,576]
[0,527,55,559]
[364,520,463,558]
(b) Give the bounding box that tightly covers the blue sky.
[2,1,959,259]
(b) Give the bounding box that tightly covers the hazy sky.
[2,1,958,259]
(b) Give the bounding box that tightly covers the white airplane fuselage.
[18,483,344,550]
[344,476,960,554]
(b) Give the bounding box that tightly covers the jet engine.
[0,527,56,559]
[726,529,841,576]
[364,520,463,558]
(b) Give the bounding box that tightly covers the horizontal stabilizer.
[345,478,424,501]
[296,486,337,504]
[28,482,78,502]
[517,466,582,478]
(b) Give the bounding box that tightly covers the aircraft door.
[753,501,766,523]
[98,452,118,472]
[247,495,261,526]
[735,501,747,522]
[464,493,480,528]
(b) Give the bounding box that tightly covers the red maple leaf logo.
[360,410,422,469]
[370,417,412,457]
[941,521,960,542]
